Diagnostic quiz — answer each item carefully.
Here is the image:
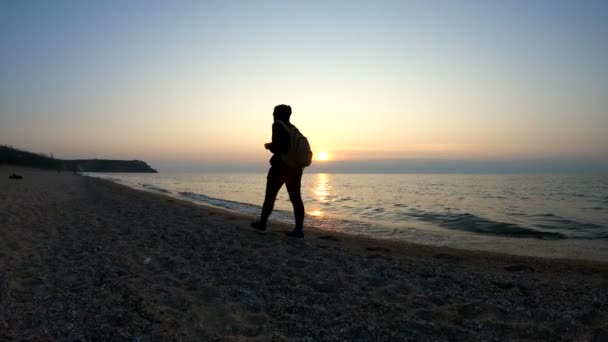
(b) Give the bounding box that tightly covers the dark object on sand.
[8,173,23,179]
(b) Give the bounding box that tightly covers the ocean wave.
[529,213,607,239]
[179,191,258,214]
[481,194,508,200]
[529,213,557,218]
[179,191,307,226]
[335,196,353,202]
[141,183,171,194]
[405,209,567,239]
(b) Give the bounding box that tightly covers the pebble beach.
[1,167,607,340]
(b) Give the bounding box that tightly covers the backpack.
[276,121,313,168]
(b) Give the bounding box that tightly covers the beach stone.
[491,280,515,290]
[198,285,221,303]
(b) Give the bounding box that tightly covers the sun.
[316,151,330,161]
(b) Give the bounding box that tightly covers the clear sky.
[1,0,607,168]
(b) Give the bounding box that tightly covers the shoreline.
[126,179,608,270]
[95,172,608,264]
[1,166,607,340]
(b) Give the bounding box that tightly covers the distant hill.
[0,145,158,173]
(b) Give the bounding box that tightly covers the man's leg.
[259,166,285,226]
[285,167,304,232]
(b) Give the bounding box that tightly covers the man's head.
[273,104,292,121]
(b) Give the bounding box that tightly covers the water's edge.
[89,174,608,262]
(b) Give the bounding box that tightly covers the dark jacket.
[267,119,292,166]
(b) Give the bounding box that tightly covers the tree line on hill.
[0,145,157,173]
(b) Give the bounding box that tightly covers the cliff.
[0,146,158,173]
[63,159,157,173]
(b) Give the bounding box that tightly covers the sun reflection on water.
[308,210,324,217]
[314,173,331,202]
[309,173,331,218]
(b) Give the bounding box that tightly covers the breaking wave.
[179,191,259,215]
[405,209,568,239]
[141,183,171,194]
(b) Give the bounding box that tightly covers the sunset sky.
[1,0,607,169]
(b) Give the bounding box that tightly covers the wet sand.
[1,166,607,340]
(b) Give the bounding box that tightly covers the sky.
[1,0,607,171]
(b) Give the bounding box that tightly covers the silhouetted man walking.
[251,104,305,238]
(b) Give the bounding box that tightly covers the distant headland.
[0,145,157,173]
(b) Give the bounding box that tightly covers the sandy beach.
[1,166,606,340]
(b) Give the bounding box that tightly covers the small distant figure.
[8,173,23,180]
[251,104,313,238]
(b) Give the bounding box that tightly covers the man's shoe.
[250,221,267,231]
[285,229,304,238]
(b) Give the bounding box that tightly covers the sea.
[86,172,608,262]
